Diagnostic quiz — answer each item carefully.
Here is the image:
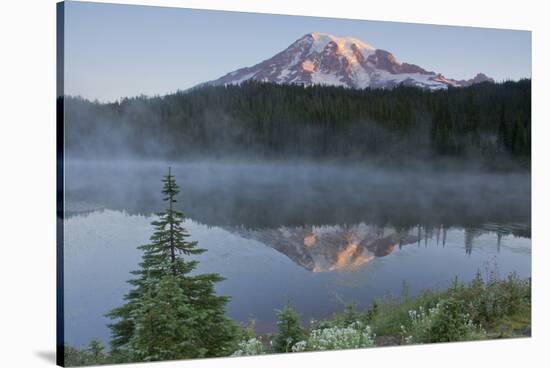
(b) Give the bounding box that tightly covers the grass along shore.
[233,271,530,356]
[65,271,531,365]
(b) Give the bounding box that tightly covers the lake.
[62,160,531,347]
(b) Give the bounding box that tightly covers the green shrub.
[401,297,486,344]
[324,303,361,329]
[369,291,440,336]
[273,304,305,353]
[364,298,380,323]
[63,340,108,366]
[239,319,258,341]
[231,338,265,356]
[461,272,531,328]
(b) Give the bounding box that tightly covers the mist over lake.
[63,159,531,347]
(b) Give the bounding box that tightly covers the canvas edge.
[56,1,66,366]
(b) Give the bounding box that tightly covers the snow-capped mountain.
[204,32,493,90]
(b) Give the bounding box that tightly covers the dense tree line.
[64,79,530,166]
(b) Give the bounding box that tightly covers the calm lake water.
[62,161,531,347]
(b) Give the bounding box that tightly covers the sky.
[64,1,532,102]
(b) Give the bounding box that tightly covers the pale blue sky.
[64,1,532,102]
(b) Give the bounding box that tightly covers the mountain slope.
[204,32,493,90]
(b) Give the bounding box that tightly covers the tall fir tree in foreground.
[107,167,238,362]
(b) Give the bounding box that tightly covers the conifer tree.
[107,167,238,361]
[273,304,305,353]
[128,273,200,361]
[86,339,107,364]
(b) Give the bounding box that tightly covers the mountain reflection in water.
[230,222,530,272]
[234,224,419,272]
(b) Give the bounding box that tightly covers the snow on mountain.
[203,32,493,90]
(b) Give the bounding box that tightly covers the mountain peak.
[203,33,492,90]
[304,32,375,52]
